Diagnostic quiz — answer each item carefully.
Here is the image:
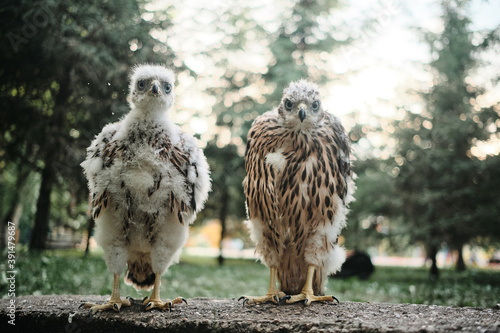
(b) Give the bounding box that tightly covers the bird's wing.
[152,131,210,224]
[81,122,122,219]
[244,111,284,236]
[179,132,211,214]
[323,112,353,204]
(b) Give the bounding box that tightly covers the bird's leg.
[143,274,186,311]
[285,265,339,306]
[239,267,286,306]
[81,274,131,316]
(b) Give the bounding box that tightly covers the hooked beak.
[151,80,160,96]
[298,107,306,122]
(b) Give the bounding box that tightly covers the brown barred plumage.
[242,80,355,306]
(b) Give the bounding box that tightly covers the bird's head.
[278,80,324,129]
[128,64,175,113]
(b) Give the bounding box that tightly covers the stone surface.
[1,295,500,333]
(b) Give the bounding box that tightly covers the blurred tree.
[263,0,346,99]
[0,164,29,248]
[0,0,175,250]
[204,0,350,141]
[201,142,246,265]
[341,116,406,254]
[344,157,403,253]
[392,0,500,276]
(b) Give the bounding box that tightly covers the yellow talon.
[80,274,131,316]
[285,265,340,306]
[143,275,186,311]
[239,267,285,306]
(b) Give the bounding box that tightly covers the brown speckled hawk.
[240,80,355,306]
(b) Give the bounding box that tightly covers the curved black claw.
[273,295,280,306]
[146,302,152,309]
[238,296,246,302]
[79,303,86,309]
[113,303,120,312]
[168,302,173,312]
[242,298,249,307]
[332,296,340,304]
[126,296,133,302]
[88,309,93,318]
[279,295,291,304]
[181,298,188,305]
[143,296,149,303]
[304,299,309,306]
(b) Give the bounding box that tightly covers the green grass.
[1,248,499,308]
[328,266,500,307]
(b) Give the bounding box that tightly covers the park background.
[1,0,499,308]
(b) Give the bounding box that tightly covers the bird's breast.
[107,140,190,208]
[121,168,155,196]
[265,148,286,172]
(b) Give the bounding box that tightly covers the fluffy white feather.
[81,64,211,292]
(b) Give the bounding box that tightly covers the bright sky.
[325,0,500,158]
[328,0,500,117]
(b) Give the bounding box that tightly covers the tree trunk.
[0,170,28,249]
[1,202,23,248]
[1,202,19,249]
[29,162,55,251]
[85,216,95,256]
[83,194,94,256]
[218,188,229,266]
[1,203,18,248]
[455,245,466,272]
[428,245,439,280]
[29,73,68,251]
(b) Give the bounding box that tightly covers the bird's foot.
[80,297,131,317]
[284,292,339,306]
[143,296,187,311]
[238,291,286,306]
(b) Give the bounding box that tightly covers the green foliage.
[205,0,347,140]
[0,0,177,248]
[389,0,500,265]
[1,249,499,308]
[201,143,246,221]
[331,266,500,308]
[344,157,403,252]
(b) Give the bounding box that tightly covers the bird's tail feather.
[278,253,325,296]
[124,260,155,291]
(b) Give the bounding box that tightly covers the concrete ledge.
[1,295,499,332]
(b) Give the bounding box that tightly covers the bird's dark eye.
[312,101,320,112]
[284,99,293,111]
[164,83,172,94]
[137,80,145,90]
